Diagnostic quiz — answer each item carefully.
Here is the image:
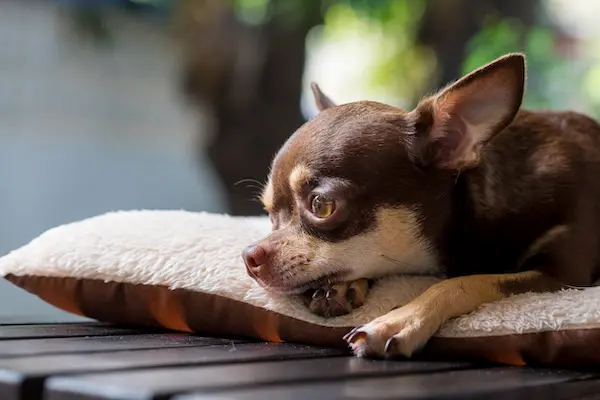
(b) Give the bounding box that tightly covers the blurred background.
[0,0,598,320]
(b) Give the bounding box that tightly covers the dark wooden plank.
[44,357,474,400]
[0,343,344,400]
[0,334,238,357]
[0,315,92,325]
[0,323,143,339]
[175,367,600,400]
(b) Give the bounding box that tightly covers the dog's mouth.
[256,270,350,295]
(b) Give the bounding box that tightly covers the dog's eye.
[311,195,335,219]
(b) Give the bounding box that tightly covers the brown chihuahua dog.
[242,53,600,358]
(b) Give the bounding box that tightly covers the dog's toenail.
[345,330,367,344]
[312,289,325,299]
[326,288,338,299]
[343,325,366,344]
[384,337,397,356]
[343,325,362,341]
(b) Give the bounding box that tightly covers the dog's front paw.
[303,279,369,318]
[343,304,440,358]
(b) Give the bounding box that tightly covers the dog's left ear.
[410,53,526,170]
[311,82,336,112]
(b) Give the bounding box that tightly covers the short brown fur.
[243,53,600,358]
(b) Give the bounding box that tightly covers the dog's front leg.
[344,270,563,358]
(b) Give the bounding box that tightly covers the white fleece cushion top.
[1,210,599,338]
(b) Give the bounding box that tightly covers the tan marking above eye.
[261,180,274,211]
[288,165,311,193]
[311,195,335,219]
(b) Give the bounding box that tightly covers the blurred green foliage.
[234,0,270,25]
[65,0,600,116]
[464,16,600,116]
[463,18,563,109]
[321,0,433,106]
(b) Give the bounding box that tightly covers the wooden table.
[0,322,598,399]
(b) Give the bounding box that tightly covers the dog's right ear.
[310,82,336,112]
[409,53,526,170]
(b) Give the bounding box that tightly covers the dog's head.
[243,53,526,294]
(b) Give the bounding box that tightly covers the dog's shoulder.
[474,109,600,194]
[460,108,600,246]
[494,109,600,162]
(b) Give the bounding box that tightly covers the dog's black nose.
[243,244,268,276]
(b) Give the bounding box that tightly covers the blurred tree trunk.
[178,0,322,215]
[419,0,537,89]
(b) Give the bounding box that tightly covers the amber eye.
[311,195,335,219]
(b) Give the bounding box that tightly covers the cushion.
[1,210,600,367]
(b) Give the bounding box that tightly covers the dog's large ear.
[311,82,336,111]
[410,53,526,170]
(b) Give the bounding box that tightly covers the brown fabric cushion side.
[425,329,600,368]
[5,274,348,348]
[6,274,600,367]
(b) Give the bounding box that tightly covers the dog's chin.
[254,271,350,295]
